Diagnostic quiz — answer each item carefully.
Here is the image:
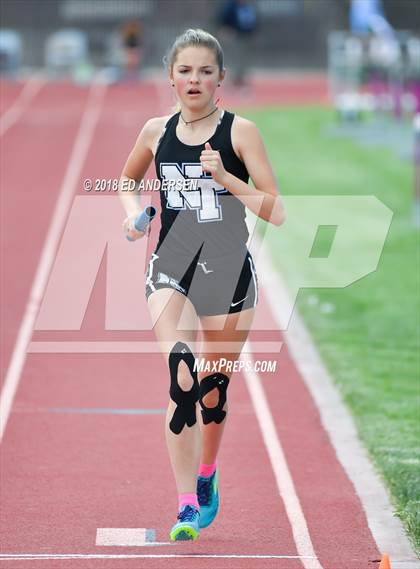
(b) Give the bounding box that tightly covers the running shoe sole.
[170,524,199,541]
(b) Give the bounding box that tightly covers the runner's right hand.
[122,213,145,240]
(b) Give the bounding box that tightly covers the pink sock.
[198,461,217,478]
[178,493,199,511]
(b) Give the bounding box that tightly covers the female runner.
[118,28,284,541]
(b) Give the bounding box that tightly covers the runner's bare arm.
[227,117,285,225]
[118,117,166,216]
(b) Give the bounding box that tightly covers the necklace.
[180,104,219,126]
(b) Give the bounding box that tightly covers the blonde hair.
[163,28,225,113]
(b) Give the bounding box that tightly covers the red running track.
[0,79,25,114]
[0,77,380,569]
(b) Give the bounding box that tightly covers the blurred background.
[0,0,419,71]
[1,1,420,147]
[1,0,419,557]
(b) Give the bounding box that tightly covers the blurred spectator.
[350,0,402,117]
[217,0,258,87]
[350,0,394,37]
[120,20,144,80]
[45,29,89,79]
[0,29,22,76]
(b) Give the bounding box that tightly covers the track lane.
[249,323,381,567]
[0,80,24,114]
[0,82,90,390]
[0,77,390,569]
[0,82,304,569]
[0,351,305,569]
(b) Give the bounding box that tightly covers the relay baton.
[126,206,156,241]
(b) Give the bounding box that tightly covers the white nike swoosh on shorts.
[231,296,248,307]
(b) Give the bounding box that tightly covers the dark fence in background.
[0,0,418,71]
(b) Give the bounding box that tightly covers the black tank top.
[154,110,249,259]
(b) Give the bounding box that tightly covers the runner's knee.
[199,373,230,425]
[168,341,199,435]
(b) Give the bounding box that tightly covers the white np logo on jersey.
[160,162,228,222]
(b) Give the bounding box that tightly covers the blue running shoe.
[169,504,200,541]
[197,470,219,528]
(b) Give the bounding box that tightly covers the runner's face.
[171,47,222,109]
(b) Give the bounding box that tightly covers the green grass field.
[242,106,420,553]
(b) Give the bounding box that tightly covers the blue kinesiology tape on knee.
[199,373,230,425]
[168,341,199,435]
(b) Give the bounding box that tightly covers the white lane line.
[26,341,282,353]
[0,76,46,136]
[241,343,323,569]
[0,77,107,442]
[0,554,418,567]
[96,528,160,546]
[0,553,318,560]
[255,236,418,564]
